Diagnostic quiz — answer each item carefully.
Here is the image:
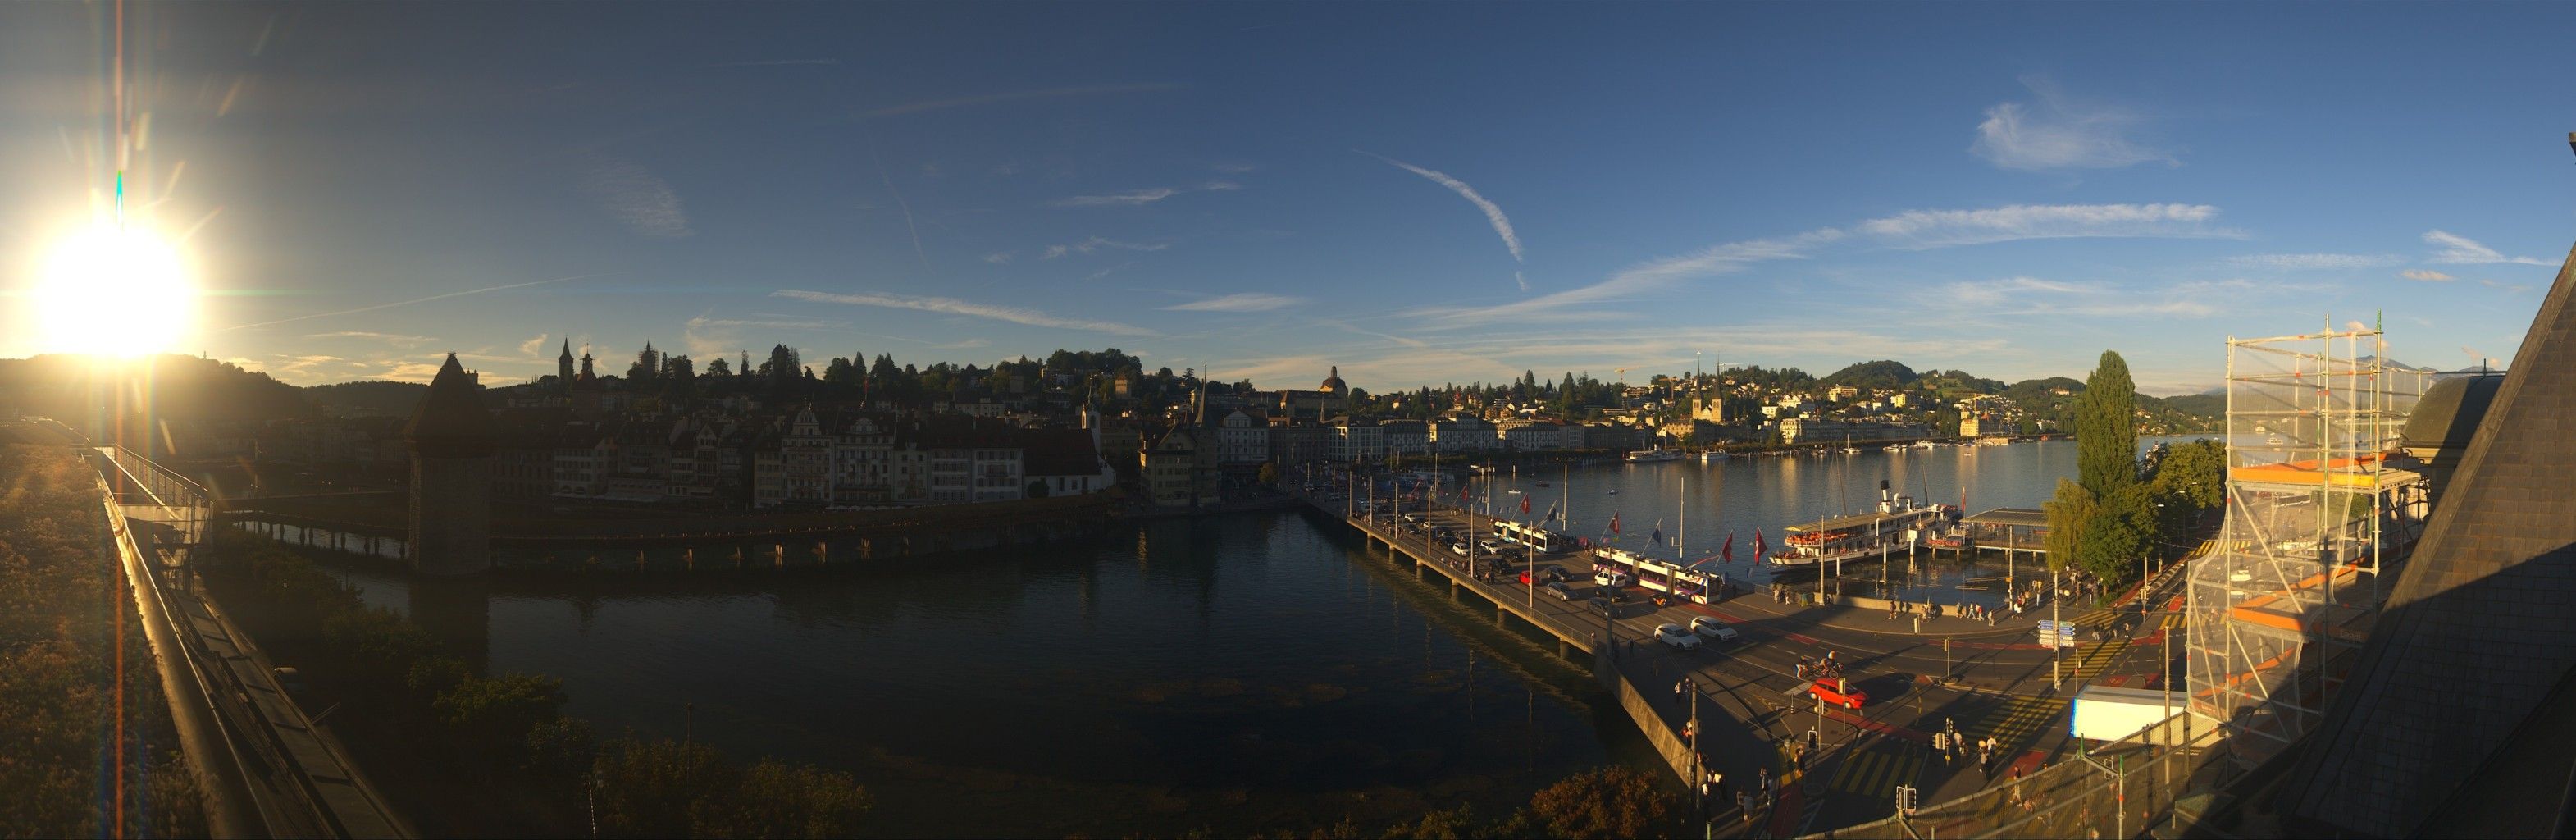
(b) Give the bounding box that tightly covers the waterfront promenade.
[1296,484,2196,837]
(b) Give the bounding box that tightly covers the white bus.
[1495,520,1574,554]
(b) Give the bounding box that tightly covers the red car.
[1809,678,1867,710]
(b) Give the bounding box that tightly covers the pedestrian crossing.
[1953,696,2068,751]
[2072,636,2131,681]
[2071,606,2122,631]
[1826,741,1925,799]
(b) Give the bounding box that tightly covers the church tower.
[404,354,499,576]
[557,339,575,391]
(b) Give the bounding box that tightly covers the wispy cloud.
[1412,229,1844,329]
[305,331,436,349]
[226,274,604,331]
[859,83,1185,119]
[584,155,691,237]
[2478,278,2536,294]
[2400,268,2456,282]
[1970,76,2177,171]
[775,290,1157,336]
[1163,293,1304,313]
[1360,151,1525,281]
[1051,180,1241,208]
[2223,253,2405,271]
[2424,230,2551,266]
[982,251,1014,264]
[1040,237,1168,259]
[934,338,991,350]
[1083,262,1135,281]
[1860,203,2237,249]
[707,58,840,67]
[682,314,849,356]
[518,333,553,357]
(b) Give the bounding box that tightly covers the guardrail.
[93,447,410,838]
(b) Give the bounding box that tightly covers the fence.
[1803,713,2236,839]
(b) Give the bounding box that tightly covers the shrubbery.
[0,445,204,836]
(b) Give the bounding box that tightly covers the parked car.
[1689,616,1739,642]
[1544,582,1575,600]
[1654,623,1703,651]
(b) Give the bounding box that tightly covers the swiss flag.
[1753,528,1768,562]
[1721,532,1735,564]
[1519,495,1531,515]
[1609,513,1622,535]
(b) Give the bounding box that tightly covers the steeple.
[558,338,576,390]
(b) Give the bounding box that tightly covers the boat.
[1534,481,1551,487]
[1881,444,1907,452]
[1913,441,1938,450]
[1840,446,1862,454]
[1625,448,1685,463]
[1506,489,1523,495]
[1926,524,1972,550]
[1606,489,1619,495]
[1767,481,1956,571]
[1699,450,1730,462]
[1976,436,2012,447]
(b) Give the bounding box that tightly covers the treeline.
[0,353,314,422]
[0,445,205,837]
[196,529,872,838]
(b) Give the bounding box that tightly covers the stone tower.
[404,353,499,576]
[557,339,575,391]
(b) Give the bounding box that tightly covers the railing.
[1802,713,2232,839]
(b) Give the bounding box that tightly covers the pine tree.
[2076,350,2138,497]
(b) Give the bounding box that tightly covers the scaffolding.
[2186,318,2433,770]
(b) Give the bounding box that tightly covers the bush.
[1523,765,1682,838]
[434,673,567,767]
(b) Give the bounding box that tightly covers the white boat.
[1625,448,1685,463]
[1699,450,1730,462]
[1767,481,1953,570]
[1913,441,1938,450]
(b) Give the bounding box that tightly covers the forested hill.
[0,354,314,422]
[305,381,432,418]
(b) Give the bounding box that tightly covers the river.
[308,436,2204,837]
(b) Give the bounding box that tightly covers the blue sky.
[4,2,2572,393]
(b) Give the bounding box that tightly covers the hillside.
[0,354,314,422]
[306,381,432,418]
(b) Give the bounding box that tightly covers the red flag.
[1753,527,1768,562]
[1721,532,1735,564]
[1609,513,1622,535]
[1519,495,1532,515]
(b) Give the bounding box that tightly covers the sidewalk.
[1695,585,2059,649]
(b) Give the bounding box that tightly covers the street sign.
[2059,626,2078,648]
[2036,619,2057,637]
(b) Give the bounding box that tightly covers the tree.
[1257,462,1279,486]
[1024,479,1048,499]
[2042,478,2096,575]
[704,357,732,377]
[434,673,567,767]
[822,356,859,386]
[1522,765,1682,838]
[2075,350,2138,499]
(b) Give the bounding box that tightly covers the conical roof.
[404,354,499,455]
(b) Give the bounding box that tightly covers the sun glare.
[29,226,198,357]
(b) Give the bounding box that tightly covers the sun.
[27,226,198,357]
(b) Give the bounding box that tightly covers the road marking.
[1956,696,2068,751]
[2072,637,2131,682]
[1827,742,1923,799]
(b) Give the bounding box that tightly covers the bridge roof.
[1963,508,2048,527]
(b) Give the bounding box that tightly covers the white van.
[1594,570,1634,587]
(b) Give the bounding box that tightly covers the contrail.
[225,273,604,331]
[864,139,932,273]
[1357,150,1525,290]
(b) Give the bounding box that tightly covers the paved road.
[1324,487,2203,836]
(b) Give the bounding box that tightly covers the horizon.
[3,3,2568,397]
